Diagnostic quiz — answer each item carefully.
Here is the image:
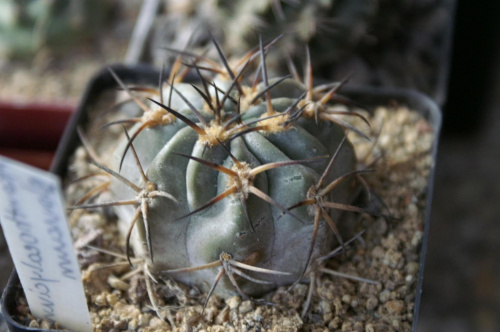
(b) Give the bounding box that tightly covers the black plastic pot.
[1,65,441,332]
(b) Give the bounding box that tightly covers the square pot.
[1,64,441,331]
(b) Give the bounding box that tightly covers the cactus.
[0,0,116,60]
[151,0,377,71]
[150,0,451,99]
[73,37,374,304]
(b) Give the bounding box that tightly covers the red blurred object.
[0,148,55,170]
[0,101,75,169]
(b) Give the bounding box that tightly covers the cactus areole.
[96,41,366,300]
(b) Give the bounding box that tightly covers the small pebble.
[282,318,294,327]
[329,317,342,330]
[323,312,333,322]
[371,246,385,259]
[407,261,420,274]
[226,295,241,310]
[385,280,396,291]
[374,218,388,235]
[386,300,405,314]
[411,231,423,246]
[342,321,353,331]
[149,317,169,329]
[203,306,218,322]
[28,320,40,328]
[98,318,113,330]
[407,203,418,215]
[353,321,364,332]
[138,314,150,327]
[319,300,331,314]
[239,300,254,314]
[383,249,403,268]
[379,290,391,303]
[366,296,379,311]
[114,320,128,330]
[106,293,118,306]
[95,293,107,306]
[229,309,239,322]
[342,294,351,304]
[128,318,138,330]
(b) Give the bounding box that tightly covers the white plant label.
[0,156,92,332]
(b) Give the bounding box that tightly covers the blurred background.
[0,1,499,331]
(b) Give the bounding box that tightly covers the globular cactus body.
[110,75,357,298]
